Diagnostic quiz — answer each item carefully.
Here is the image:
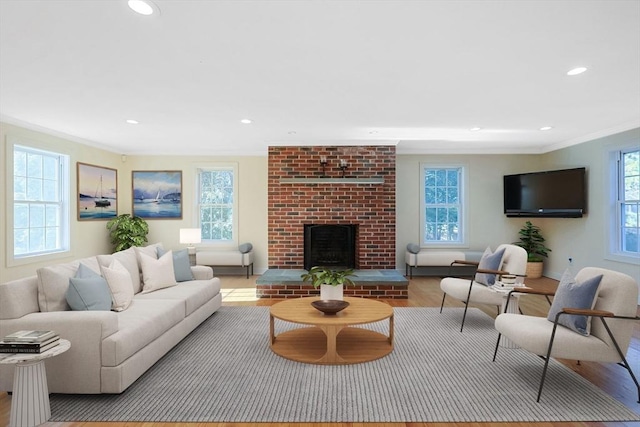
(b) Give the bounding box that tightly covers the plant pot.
[320,284,343,301]
[526,261,543,279]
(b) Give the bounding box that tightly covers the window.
[420,164,466,246]
[12,143,70,259]
[197,165,238,244]
[616,148,639,256]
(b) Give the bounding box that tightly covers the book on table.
[0,335,60,353]
[3,330,56,343]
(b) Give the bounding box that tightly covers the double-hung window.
[420,164,467,246]
[12,143,70,259]
[197,164,238,244]
[610,147,639,260]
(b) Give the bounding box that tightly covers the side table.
[0,339,71,427]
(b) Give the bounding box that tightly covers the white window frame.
[606,144,640,265]
[419,163,468,248]
[6,136,70,266]
[194,163,239,248]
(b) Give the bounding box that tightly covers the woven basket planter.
[525,261,544,279]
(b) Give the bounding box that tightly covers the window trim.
[419,162,469,248]
[6,135,71,267]
[193,162,239,249]
[606,143,640,265]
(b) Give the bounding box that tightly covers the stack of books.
[0,330,60,354]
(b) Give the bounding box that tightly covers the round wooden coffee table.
[269,296,394,364]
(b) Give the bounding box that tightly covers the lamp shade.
[179,228,202,245]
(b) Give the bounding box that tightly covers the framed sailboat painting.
[132,170,183,219]
[77,162,118,220]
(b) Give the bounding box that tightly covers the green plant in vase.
[106,214,149,253]
[514,220,551,278]
[301,266,356,300]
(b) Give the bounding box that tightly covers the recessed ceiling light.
[469,127,482,131]
[288,131,297,135]
[540,126,553,131]
[369,130,379,135]
[127,0,159,16]
[126,119,139,124]
[240,119,252,124]
[567,67,587,76]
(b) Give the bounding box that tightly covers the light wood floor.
[2,275,639,427]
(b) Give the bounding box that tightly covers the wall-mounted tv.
[503,167,586,218]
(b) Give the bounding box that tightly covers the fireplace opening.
[304,224,356,271]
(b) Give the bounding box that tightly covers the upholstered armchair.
[493,267,640,402]
[439,244,528,332]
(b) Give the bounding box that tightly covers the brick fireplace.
[267,145,396,269]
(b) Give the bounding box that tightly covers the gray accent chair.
[493,267,640,402]
[439,244,528,332]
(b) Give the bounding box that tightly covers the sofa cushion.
[406,243,421,254]
[65,273,112,311]
[135,278,221,316]
[100,259,135,311]
[101,298,185,367]
[36,257,101,312]
[97,247,141,294]
[238,242,253,253]
[157,247,194,282]
[139,251,178,293]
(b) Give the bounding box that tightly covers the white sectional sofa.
[0,243,222,394]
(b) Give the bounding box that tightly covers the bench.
[404,247,483,279]
[196,245,254,278]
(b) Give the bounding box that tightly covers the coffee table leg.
[10,360,50,427]
[317,325,346,363]
[269,314,275,345]
[389,314,394,345]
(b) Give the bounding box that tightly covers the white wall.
[3,120,638,291]
[396,153,545,267]
[540,127,640,284]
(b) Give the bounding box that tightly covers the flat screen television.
[503,167,586,218]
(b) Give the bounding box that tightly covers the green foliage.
[514,220,551,262]
[301,266,356,288]
[106,214,149,253]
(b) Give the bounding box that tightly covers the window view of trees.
[621,149,639,254]
[423,167,462,243]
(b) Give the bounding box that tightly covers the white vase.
[320,284,343,301]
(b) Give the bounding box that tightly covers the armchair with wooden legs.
[439,243,528,332]
[493,267,640,403]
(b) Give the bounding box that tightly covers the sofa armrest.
[0,310,119,394]
[191,265,214,280]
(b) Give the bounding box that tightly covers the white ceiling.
[1,0,639,156]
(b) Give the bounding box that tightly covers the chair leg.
[459,280,474,332]
[439,293,446,313]
[537,321,561,402]
[600,317,640,403]
[492,332,502,361]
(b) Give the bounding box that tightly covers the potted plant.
[301,266,356,300]
[106,214,149,253]
[514,220,551,278]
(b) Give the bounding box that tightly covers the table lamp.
[179,228,201,255]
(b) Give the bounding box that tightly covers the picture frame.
[132,170,183,219]
[77,162,118,220]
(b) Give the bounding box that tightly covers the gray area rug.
[49,306,640,423]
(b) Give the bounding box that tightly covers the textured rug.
[49,306,640,423]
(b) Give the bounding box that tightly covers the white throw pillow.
[139,251,177,294]
[100,259,135,311]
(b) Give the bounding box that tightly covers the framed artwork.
[132,170,183,219]
[77,162,118,220]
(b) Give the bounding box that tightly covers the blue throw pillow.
[238,242,253,253]
[547,269,603,336]
[406,243,421,254]
[66,276,112,311]
[474,247,505,286]
[76,262,101,278]
[158,247,194,282]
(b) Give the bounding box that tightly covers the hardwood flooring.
[2,274,638,427]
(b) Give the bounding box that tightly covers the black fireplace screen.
[303,224,356,271]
